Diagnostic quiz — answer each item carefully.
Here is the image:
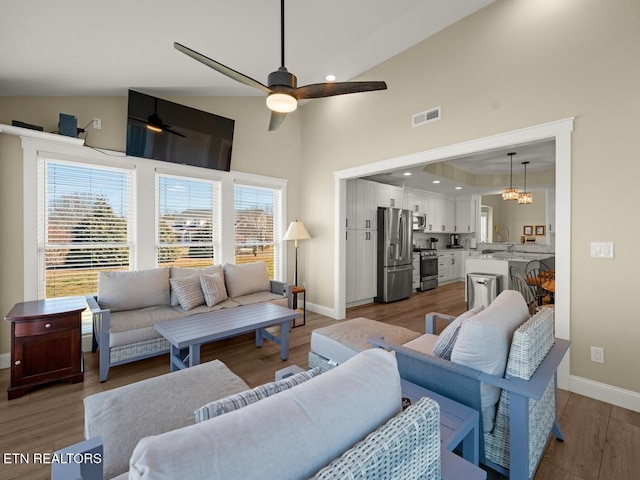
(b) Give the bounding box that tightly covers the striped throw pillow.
[194,367,321,423]
[200,272,228,307]
[432,305,484,360]
[169,275,205,311]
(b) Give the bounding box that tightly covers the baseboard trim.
[0,352,10,370]
[307,302,340,319]
[570,375,640,413]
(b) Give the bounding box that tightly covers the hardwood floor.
[1,281,639,479]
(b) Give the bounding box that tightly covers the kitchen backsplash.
[413,231,555,254]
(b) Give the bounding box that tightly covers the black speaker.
[59,113,78,137]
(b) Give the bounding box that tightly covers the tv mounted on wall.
[125,90,235,172]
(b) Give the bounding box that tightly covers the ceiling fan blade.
[295,81,387,100]
[174,42,271,94]
[269,111,288,131]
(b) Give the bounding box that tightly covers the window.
[156,174,220,268]
[234,184,283,279]
[480,211,488,243]
[37,159,135,299]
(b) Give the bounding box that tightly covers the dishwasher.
[467,273,502,309]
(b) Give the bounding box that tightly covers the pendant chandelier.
[502,152,519,201]
[518,161,533,204]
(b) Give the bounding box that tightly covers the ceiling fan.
[129,97,186,137]
[174,0,388,131]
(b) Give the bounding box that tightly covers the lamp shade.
[283,221,311,244]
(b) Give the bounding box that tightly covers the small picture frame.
[535,225,546,236]
[523,225,533,236]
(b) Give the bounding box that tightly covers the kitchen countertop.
[467,252,554,262]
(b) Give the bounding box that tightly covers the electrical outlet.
[92,118,102,130]
[590,346,605,363]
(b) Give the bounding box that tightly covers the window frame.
[21,138,288,312]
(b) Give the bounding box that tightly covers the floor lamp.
[283,220,311,286]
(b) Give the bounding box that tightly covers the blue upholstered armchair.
[372,304,569,479]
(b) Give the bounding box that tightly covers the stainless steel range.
[418,249,438,291]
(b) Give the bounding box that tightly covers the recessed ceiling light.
[403,172,412,176]
[455,186,462,190]
[325,74,336,82]
[432,180,441,184]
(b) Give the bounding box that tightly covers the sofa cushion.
[200,272,228,307]
[450,290,529,432]
[128,349,402,480]
[170,275,205,311]
[108,306,185,348]
[223,261,270,298]
[232,291,284,306]
[194,367,321,423]
[169,265,222,306]
[98,268,170,312]
[402,333,439,355]
[432,305,484,360]
[84,359,250,480]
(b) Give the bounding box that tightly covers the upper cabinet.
[405,189,428,214]
[346,179,378,230]
[455,198,477,233]
[377,183,405,209]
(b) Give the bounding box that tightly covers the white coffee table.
[155,303,300,371]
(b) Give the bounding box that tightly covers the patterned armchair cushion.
[311,397,441,480]
[484,307,556,476]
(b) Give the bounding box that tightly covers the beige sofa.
[88,261,292,381]
[52,349,443,480]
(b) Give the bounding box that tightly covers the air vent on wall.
[412,106,441,127]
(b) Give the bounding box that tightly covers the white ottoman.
[308,317,421,371]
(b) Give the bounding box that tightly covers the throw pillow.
[169,275,205,311]
[169,265,222,306]
[194,367,321,423]
[432,305,485,360]
[200,273,228,307]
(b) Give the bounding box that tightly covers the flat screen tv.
[125,90,234,171]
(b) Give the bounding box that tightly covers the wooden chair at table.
[525,261,555,307]
[510,266,538,315]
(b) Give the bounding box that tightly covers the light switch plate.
[590,241,614,258]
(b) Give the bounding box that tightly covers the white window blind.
[37,159,135,299]
[234,183,282,280]
[156,174,220,268]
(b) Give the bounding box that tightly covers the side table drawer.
[14,315,78,337]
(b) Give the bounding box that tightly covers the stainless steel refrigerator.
[375,207,413,303]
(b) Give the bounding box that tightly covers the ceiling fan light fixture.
[266,93,297,113]
[146,123,163,133]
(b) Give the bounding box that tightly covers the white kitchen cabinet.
[455,198,477,233]
[426,195,441,232]
[377,183,405,209]
[412,253,421,290]
[346,229,377,303]
[442,198,455,233]
[346,179,378,230]
[438,251,463,284]
[405,189,428,214]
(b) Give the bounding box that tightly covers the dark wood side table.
[6,296,86,400]
[291,286,306,327]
